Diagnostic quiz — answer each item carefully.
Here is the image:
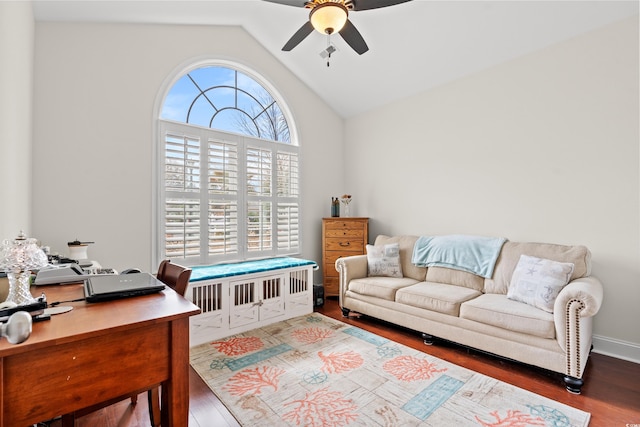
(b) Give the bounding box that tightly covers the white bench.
[186,257,316,346]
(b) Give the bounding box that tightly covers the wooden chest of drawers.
[322,217,368,297]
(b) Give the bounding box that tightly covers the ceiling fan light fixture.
[310,3,348,35]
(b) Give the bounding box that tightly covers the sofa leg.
[341,307,350,317]
[422,333,435,346]
[564,376,583,394]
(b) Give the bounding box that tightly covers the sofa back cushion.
[484,241,591,294]
[425,266,485,291]
[374,235,426,282]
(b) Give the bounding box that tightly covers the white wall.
[0,2,34,240]
[345,16,639,358]
[32,23,343,274]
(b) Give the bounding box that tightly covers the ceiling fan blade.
[262,0,307,7]
[339,19,369,55]
[349,0,412,11]
[282,21,314,51]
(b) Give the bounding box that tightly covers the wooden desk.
[0,283,200,426]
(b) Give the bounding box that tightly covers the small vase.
[342,203,350,217]
[331,198,339,217]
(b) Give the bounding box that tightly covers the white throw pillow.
[367,243,403,278]
[507,254,575,313]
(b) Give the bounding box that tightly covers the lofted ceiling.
[32,0,639,118]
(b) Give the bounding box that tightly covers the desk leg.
[162,317,191,426]
[0,358,4,427]
[61,413,75,427]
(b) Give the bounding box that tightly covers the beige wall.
[31,23,343,273]
[345,16,639,359]
[0,2,34,239]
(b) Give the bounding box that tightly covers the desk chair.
[61,260,192,427]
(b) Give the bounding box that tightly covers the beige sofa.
[335,235,603,393]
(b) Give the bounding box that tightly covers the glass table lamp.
[0,231,48,306]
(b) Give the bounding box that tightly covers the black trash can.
[313,284,324,307]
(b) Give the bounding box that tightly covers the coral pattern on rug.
[223,366,285,396]
[282,386,359,427]
[190,313,591,427]
[292,326,335,344]
[211,336,264,356]
[319,350,364,374]
[383,355,447,381]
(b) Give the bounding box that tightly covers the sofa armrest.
[335,255,367,305]
[554,276,603,319]
[553,276,603,377]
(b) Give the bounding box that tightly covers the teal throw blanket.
[411,235,506,279]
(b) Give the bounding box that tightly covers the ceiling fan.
[264,0,413,55]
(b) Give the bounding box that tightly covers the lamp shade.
[0,232,48,273]
[310,3,348,35]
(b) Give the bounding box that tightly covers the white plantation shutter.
[207,138,239,257]
[277,203,299,250]
[159,120,300,265]
[247,201,272,252]
[208,139,238,195]
[165,199,200,258]
[277,151,299,197]
[246,144,273,253]
[208,200,238,256]
[165,133,200,193]
[246,146,272,196]
[163,130,201,259]
[276,151,299,251]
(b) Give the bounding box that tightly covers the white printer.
[34,263,116,285]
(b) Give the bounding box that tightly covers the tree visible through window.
[158,65,299,266]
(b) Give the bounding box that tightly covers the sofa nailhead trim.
[565,298,586,377]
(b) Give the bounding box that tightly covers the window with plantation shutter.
[157,64,300,267]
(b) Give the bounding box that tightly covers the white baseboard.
[592,334,640,364]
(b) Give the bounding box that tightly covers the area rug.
[190,313,590,427]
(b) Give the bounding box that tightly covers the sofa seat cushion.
[460,294,555,339]
[348,277,419,301]
[395,282,482,316]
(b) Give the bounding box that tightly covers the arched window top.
[161,65,292,144]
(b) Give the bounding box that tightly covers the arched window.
[156,64,300,266]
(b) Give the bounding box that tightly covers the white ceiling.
[32,0,639,118]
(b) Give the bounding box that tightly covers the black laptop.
[84,272,165,302]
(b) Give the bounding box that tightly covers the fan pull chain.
[327,34,332,67]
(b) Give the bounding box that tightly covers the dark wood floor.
[52,298,639,427]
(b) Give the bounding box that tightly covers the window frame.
[152,61,300,268]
